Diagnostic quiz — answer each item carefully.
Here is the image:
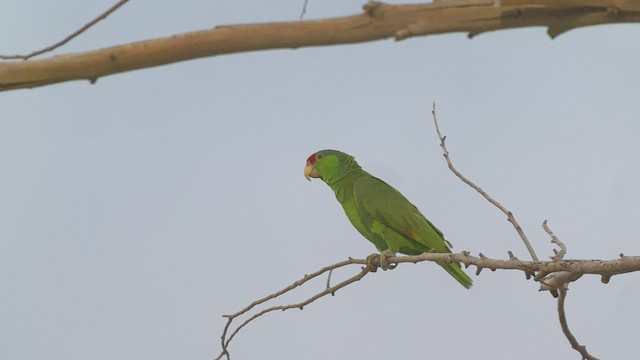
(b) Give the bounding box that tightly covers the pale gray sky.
[1,1,639,359]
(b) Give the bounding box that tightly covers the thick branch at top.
[1,0,639,92]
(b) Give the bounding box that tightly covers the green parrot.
[304,149,472,289]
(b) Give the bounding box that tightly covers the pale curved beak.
[304,163,320,181]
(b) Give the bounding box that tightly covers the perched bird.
[304,149,472,289]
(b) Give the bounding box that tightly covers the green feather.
[308,150,472,289]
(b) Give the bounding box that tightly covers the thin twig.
[557,288,600,360]
[544,220,566,261]
[223,258,356,320]
[431,102,540,262]
[0,0,130,60]
[300,0,310,20]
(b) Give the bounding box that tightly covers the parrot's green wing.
[352,175,472,288]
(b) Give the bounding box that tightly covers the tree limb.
[3,0,640,91]
[215,252,639,358]
[386,252,640,279]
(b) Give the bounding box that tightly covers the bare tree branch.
[215,251,640,358]
[216,259,372,360]
[223,258,358,321]
[558,288,600,360]
[3,0,640,91]
[386,252,640,278]
[431,102,540,262]
[219,268,370,359]
[0,0,130,61]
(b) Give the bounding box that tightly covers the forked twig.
[215,258,372,360]
[0,0,130,60]
[431,103,539,262]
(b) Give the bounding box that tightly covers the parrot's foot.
[365,251,397,272]
[379,250,397,270]
[365,253,380,272]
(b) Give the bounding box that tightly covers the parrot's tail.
[437,261,473,289]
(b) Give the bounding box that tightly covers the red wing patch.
[401,230,417,238]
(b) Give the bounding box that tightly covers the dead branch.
[216,258,372,360]
[223,258,359,321]
[558,288,600,360]
[387,252,640,279]
[3,0,640,91]
[215,251,640,358]
[431,102,540,262]
[0,0,130,61]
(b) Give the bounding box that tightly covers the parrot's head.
[304,150,360,185]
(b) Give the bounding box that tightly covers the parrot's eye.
[317,153,324,160]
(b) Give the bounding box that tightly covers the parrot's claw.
[365,253,380,272]
[365,251,397,272]
[379,250,397,270]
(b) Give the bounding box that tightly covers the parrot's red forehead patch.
[306,153,317,165]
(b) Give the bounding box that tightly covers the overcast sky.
[2,1,639,359]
